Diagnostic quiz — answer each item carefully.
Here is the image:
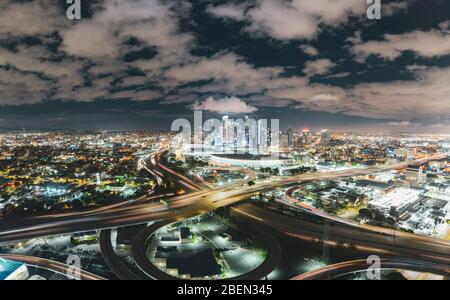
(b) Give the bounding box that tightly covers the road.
[285,186,418,236]
[231,203,450,265]
[98,229,142,280]
[0,254,105,280]
[291,257,450,280]
[129,221,281,280]
[0,154,445,245]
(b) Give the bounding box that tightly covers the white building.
[368,188,422,217]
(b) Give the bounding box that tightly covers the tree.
[346,191,359,203]
[1,203,15,218]
[71,199,84,210]
[359,208,373,219]
[268,195,276,203]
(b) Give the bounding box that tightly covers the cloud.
[352,29,450,61]
[406,65,428,72]
[168,50,450,122]
[206,4,246,21]
[312,93,340,101]
[0,0,192,106]
[0,0,447,128]
[300,45,319,56]
[61,22,121,58]
[304,59,336,76]
[166,53,283,95]
[428,123,445,128]
[192,96,258,114]
[61,0,192,59]
[324,72,351,79]
[264,64,450,122]
[267,78,346,113]
[0,0,67,36]
[347,67,450,120]
[0,68,53,105]
[0,45,87,104]
[386,121,416,127]
[439,21,450,32]
[244,0,319,40]
[208,0,370,40]
[383,2,410,17]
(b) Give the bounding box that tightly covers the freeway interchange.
[1,150,449,277]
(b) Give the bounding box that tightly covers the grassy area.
[255,248,268,259]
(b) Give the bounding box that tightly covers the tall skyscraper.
[321,129,331,145]
[287,127,293,148]
[257,119,268,154]
[281,133,289,150]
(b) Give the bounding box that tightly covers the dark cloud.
[0,0,449,132]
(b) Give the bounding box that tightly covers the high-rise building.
[302,128,311,142]
[405,165,425,186]
[320,129,331,145]
[281,133,289,150]
[257,119,268,153]
[287,127,293,147]
[222,116,230,146]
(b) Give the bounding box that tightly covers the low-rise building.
[368,188,422,218]
[405,165,426,187]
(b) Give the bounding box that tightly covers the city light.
[0,0,449,288]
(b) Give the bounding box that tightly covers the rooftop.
[369,188,422,210]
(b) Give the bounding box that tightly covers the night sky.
[0,0,449,132]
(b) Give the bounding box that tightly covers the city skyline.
[0,0,449,132]
[1,129,449,281]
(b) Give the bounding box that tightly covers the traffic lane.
[98,229,141,280]
[0,181,253,236]
[231,203,450,265]
[0,186,256,243]
[284,185,450,245]
[291,258,450,280]
[130,221,281,280]
[0,156,431,231]
[0,199,221,243]
[0,155,445,244]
